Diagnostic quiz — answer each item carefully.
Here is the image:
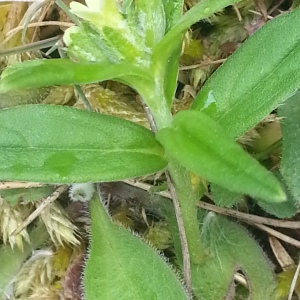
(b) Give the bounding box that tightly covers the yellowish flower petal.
[85,0,103,11]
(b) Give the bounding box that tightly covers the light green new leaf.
[0,105,166,183]
[153,0,241,107]
[161,0,183,32]
[278,90,300,201]
[192,212,276,300]
[192,7,300,138]
[84,195,189,300]
[134,0,166,48]
[0,59,151,94]
[156,110,285,202]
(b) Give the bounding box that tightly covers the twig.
[122,179,172,199]
[254,224,300,248]
[11,185,68,236]
[288,258,300,300]
[6,21,74,36]
[197,201,300,229]
[57,40,93,111]
[248,9,273,19]
[0,181,46,190]
[0,36,60,57]
[179,58,227,71]
[165,171,192,294]
[232,3,242,21]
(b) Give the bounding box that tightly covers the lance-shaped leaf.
[84,195,189,300]
[192,6,300,138]
[156,110,285,202]
[0,105,166,183]
[0,59,152,93]
[153,0,240,107]
[192,212,276,300]
[278,91,300,201]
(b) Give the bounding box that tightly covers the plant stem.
[143,89,207,265]
[167,162,207,264]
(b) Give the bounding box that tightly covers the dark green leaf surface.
[156,110,285,202]
[0,105,166,183]
[84,195,189,300]
[192,7,300,138]
[278,90,300,201]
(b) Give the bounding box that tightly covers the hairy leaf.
[0,59,151,93]
[84,195,189,300]
[192,7,300,138]
[153,0,240,107]
[211,184,243,207]
[257,172,298,218]
[0,105,166,183]
[192,212,276,300]
[156,110,285,202]
[278,90,300,201]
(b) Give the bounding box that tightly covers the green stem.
[167,162,207,264]
[142,87,207,265]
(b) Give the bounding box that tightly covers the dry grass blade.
[197,201,300,229]
[0,196,30,250]
[269,236,295,270]
[12,185,68,236]
[39,200,80,246]
[0,181,46,189]
[0,36,60,57]
[288,258,300,300]
[6,21,74,36]
[254,224,300,248]
[13,249,54,297]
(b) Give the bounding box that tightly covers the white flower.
[70,0,126,30]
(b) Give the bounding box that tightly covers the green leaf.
[84,195,189,300]
[0,59,151,93]
[257,172,298,218]
[278,90,300,201]
[156,110,285,202]
[0,187,55,206]
[192,7,300,138]
[153,0,240,107]
[0,105,167,183]
[134,0,166,48]
[211,184,243,207]
[161,0,183,32]
[192,212,276,300]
